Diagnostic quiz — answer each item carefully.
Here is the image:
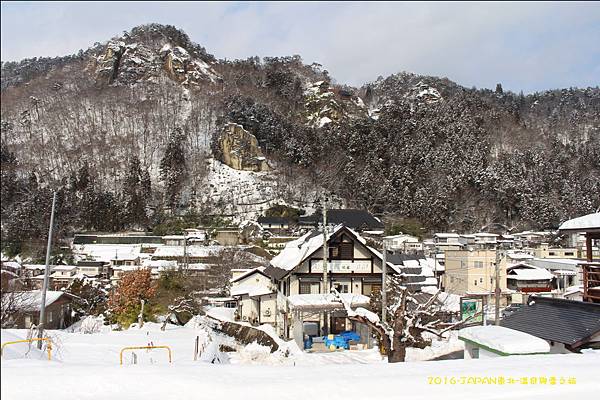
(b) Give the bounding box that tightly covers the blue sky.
[1,1,599,93]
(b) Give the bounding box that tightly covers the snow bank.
[73,315,107,334]
[0,330,46,360]
[459,325,550,354]
[206,307,236,321]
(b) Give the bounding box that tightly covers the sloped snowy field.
[2,325,598,400]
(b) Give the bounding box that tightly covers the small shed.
[459,325,550,359]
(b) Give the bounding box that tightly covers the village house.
[432,233,463,252]
[49,265,78,290]
[443,250,508,298]
[472,233,498,249]
[297,209,385,233]
[229,267,277,325]
[506,263,555,293]
[257,216,293,234]
[75,260,110,278]
[258,225,402,345]
[532,243,578,259]
[385,234,423,253]
[3,290,74,329]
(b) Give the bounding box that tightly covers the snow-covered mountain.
[1,23,599,244]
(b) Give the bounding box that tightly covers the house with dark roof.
[501,296,600,353]
[257,216,293,233]
[298,209,384,232]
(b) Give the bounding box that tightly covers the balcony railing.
[581,262,600,303]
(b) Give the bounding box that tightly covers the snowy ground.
[2,325,598,399]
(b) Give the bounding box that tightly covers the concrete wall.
[444,250,507,295]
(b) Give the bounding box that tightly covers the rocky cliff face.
[218,123,269,172]
[89,29,219,87]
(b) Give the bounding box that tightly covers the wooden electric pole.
[321,198,329,335]
[494,249,502,326]
[38,191,57,348]
[381,238,387,324]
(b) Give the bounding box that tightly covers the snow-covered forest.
[1,24,599,257]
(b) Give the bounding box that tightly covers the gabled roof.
[501,296,600,348]
[298,209,384,230]
[230,266,268,283]
[5,290,71,312]
[266,224,388,279]
[507,264,555,281]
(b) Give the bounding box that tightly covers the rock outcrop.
[218,123,270,172]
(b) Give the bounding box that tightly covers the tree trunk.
[387,334,407,363]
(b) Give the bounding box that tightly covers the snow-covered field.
[2,325,598,400]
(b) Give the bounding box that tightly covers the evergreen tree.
[122,156,148,227]
[160,129,187,211]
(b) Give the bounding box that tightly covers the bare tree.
[332,277,473,363]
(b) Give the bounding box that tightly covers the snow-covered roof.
[558,212,600,232]
[271,225,364,271]
[287,293,370,310]
[506,251,534,260]
[52,265,77,271]
[507,265,555,281]
[162,235,185,240]
[141,259,178,268]
[152,245,223,258]
[23,264,46,270]
[434,233,460,238]
[230,266,266,283]
[75,244,141,262]
[459,325,550,355]
[7,290,67,312]
[425,257,445,271]
[473,232,498,237]
[1,261,21,270]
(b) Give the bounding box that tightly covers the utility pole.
[321,198,328,335]
[381,238,387,324]
[38,191,57,348]
[183,234,188,271]
[494,249,502,326]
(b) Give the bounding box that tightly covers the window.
[299,282,312,295]
[474,280,477,286]
[363,283,381,296]
[480,278,483,283]
[335,283,349,293]
[474,261,483,268]
[549,252,556,256]
[565,252,574,256]
[340,243,353,259]
[329,241,354,260]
